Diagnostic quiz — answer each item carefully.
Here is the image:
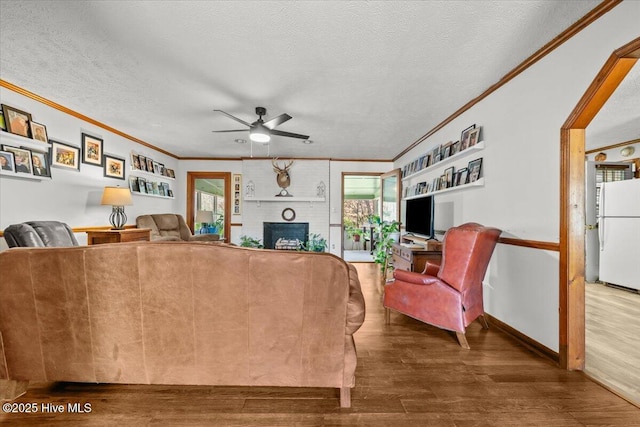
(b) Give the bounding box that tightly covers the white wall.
[393,1,639,351]
[0,88,180,247]
[0,89,389,251]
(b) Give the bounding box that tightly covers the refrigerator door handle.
[598,216,604,251]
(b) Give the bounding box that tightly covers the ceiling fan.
[212,107,309,143]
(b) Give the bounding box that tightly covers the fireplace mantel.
[245,196,325,207]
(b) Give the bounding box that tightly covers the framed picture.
[2,105,32,138]
[444,167,455,188]
[468,158,483,182]
[137,177,147,194]
[138,155,147,171]
[30,121,48,143]
[167,189,174,198]
[451,141,461,156]
[129,176,140,192]
[81,133,104,166]
[456,168,468,186]
[0,150,15,173]
[166,168,175,178]
[233,173,242,215]
[441,141,453,159]
[468,128,480,147]
[27,149,51,177]
[460,124,476,151]
[2,145,32,175]
[50,140,80,171]
[0,111,6,131]
[131,153,141,170]
[146,157,154,173]
[153,161,161,175]
[104,154,125,180]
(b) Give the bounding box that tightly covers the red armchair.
[383,223,501,349]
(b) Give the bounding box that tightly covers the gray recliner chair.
[136,214,220,242]
[3,221,79,248]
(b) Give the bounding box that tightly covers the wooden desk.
[86,228,151,245]
[391,240,442,273]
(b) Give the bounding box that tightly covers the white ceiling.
[2,0,630,161]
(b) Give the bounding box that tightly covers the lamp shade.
[196,210,214,223]
[101,187,133,206]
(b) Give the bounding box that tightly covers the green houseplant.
[302,233,327,252]
[369,215,401,281]
[239,235,264,248]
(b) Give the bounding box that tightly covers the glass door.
[381,168,401,224]
[187,172,231,241]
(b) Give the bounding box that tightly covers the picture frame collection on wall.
[0,103,146,182]
[128,151,175,198]
[403,157,483,198]
[401,124,481,178]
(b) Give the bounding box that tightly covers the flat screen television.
[404,196,434,239]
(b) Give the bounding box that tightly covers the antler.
[272,158,294,172]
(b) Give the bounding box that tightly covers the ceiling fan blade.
[213,109,251,127]
[211,129,248,133]
[263,113,292,130]
[271,129,310,140]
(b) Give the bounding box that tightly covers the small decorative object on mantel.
[316,181,326,197]
[272,158,294,197]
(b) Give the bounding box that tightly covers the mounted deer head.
[272,158,294,195]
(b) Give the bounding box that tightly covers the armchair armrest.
[393,269,439,286]
[421,261,441,276]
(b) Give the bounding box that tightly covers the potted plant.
[240,235,264,248]
[369,215,401,284]
[302,233,327,252]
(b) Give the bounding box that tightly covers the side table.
[86,228,151,245]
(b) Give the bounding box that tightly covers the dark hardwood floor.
[2,263,638,426]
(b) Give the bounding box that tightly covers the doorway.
[560,36,639,374]
[186,172,231,241]
[342,173,380,262]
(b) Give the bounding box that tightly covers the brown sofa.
[0,241,365,407]
[136,213,220,242]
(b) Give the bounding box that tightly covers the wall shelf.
[130,169,175,181]
[0,170,52,181]
[402,141,485,182]
[132,192,174,200]
[0,130,52,151]
[245,196,326,207]
[403,178,484,200]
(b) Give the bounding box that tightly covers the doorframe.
[341,172,384,258]
[560,37,640,369]
[186,172,232,241]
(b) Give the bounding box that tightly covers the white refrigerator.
[598,179,640,291]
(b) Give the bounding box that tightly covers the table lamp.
[101,186,133,230]
[196,210,214,234]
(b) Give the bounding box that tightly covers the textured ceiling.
[2,0,625,160]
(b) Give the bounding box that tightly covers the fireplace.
[263,222,309,250]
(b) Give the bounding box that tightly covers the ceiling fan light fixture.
[250,124,271,143]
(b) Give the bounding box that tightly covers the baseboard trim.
[486,314,559,364]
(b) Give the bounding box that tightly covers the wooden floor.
[2,264,638,426]
[585,282,640,406]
